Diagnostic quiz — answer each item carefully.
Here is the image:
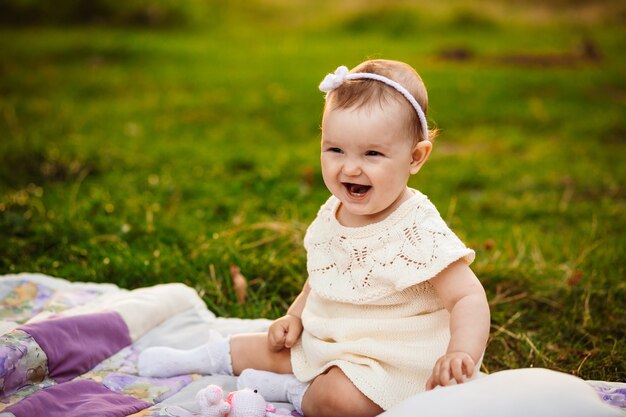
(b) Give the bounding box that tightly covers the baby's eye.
[327,147,343,153]
[365,150,383,157]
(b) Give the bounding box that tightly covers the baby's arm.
[267,280,311,351]
[426,260,490,390]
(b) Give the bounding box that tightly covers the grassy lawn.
[1,1,625,381]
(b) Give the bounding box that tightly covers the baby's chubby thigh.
[302,366,383,417]
[230,332,293,375]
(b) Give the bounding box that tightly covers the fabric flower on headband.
[319,66,350,92]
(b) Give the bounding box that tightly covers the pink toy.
[196,385,231,417]
[196,384,292,417]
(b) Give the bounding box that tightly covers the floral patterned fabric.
[588,381,626,410]
[0,330,50,403]
[78,345,197,404]
[0,276,120,327]
[0,281,55,324]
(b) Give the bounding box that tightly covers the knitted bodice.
[304,189,475,304]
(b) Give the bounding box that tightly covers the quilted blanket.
[0,273,288,417]
[1,273,624,417]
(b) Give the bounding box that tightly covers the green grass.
[1,1,625,381]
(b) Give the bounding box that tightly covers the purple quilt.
[0,274,624,417]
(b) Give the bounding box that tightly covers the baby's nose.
[342,158,362,176]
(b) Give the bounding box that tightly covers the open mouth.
[343,183,372,197]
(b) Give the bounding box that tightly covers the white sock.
[286,377,309,415]
[138,331,233,378]
[236,369,308,414]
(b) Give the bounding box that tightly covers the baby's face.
[321,100,417,227]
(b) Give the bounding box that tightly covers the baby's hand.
[268,314,303,352]
[426,351,475,390]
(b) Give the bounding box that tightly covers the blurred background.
[0,0,624,380]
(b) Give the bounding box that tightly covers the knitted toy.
[196,384,292,417]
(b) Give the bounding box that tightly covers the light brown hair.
[324,59,435,143]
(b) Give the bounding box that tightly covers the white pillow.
[381,368,623,417]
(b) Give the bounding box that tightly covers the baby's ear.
[409,140,432,174]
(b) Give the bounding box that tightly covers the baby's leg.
[138,331,291,378]
[303,367,383,417]
[230,332,292,375]
[138,330,232,377]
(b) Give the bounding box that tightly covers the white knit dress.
[290,189,475,410]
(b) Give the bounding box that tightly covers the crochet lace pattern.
[305,189,475,304]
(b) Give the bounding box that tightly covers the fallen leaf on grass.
[229,264,248,304]
[567,270,583,286]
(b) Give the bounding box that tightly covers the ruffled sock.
[287,377,309,416]
[236,369,309,414]
[138,331,232,377]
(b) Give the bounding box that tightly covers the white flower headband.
[319,65,429,142]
